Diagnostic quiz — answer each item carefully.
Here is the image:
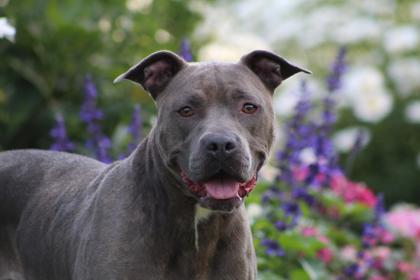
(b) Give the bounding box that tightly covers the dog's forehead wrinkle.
[212,65,270,101]
[165,62,268,108]
[181,92,207,107]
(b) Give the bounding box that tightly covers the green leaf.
[258,270,286,280]
[290,268,310,280]
[300,259,330,280]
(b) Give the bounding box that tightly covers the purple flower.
[49,113,74,152]
[322,47,347,128]
[261,239,285,257]
[345,129,367,174]
[282,202,300,216]
[343,263,359,277]
[274,220,288,231]
[80,75,103,123]
[80,74,112,163]
[277,81,313,186]
[261,186,283,204]
[373,193,385,224]
[292,187,315,206]
[281,202,301,228]
[179,39,193,62]
[326,47,346,92]
[312,47,347,183]
[361,223,376,248]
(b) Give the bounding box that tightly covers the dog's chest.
[194,204,213,250]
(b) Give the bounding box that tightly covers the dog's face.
[115,50,309,212]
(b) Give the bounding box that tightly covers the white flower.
[274,79,322,117]
[259,164,278,182]
[405,101,420,123]
[126,0,152,13]
[0,17,15,42]
[154,29,171,44]
[333,18,382,44]
[273,82,301,117]
[246,203,263,222]
[388,58,420,96]
[299,147,317,164]
[342,67,393,123]
[198,33,269,62]
[298,6,342,48]
[195,0,305,46]
[353,91,393,123]
[343,67,385,97]
[383,26,419,54]
[98,17,111,33]
[353,1,395,16]
[333,127,370,153]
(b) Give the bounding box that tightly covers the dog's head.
[115,50,309,212]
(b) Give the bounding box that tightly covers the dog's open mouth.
[180,171,256,210]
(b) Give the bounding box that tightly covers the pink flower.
[340,245,357,261]
[385,206,420,238]
[372,246,391,259]
[369,246,391,270]
[411,271,420,280]
[368,275,388,280]
[380,230,395,244]
[330,173,376,207]
[301,226,318,237]
[292,166,308,182]
[316,248,332,264]
[397,261,413,273]
[293,167,377,207]
[291,166,327,186]
[317,235,329,244]
[300,226,330,245]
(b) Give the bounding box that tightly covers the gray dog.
[0,50,309,280]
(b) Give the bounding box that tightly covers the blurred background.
[0,0,419,206]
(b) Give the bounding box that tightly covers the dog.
[0,50,309,280]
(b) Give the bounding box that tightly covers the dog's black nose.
[202,134,237,159]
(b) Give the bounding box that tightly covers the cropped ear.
[114,51,186,99]
[240,50,311,92]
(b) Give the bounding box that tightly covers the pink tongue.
[204,179,240,199]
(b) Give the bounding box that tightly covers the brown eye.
[241,103,258,114]
[178,106,194,117]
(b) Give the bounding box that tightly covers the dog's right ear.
[114,51,186,99]
[240,50,311,92]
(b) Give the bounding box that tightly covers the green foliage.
[0,0,203,150]
[340,104,420,206]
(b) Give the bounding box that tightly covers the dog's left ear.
[240,50,311,92]
[114,51,187,99]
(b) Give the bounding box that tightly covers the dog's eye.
[241,103,258,114]
[178,106,194,117]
